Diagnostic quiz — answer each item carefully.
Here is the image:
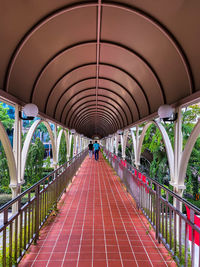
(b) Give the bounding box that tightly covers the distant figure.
[93,141,100,161]
[88,141,93,159]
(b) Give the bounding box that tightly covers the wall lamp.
[19,103,39,120]
[70,129,76,135]
[117,129,123,135]
[158,105,178,122]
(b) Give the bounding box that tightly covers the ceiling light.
[117,129,123,135]
[158,105,178,122]
[70,129,76,135]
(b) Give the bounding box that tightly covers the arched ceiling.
[0,0,200,138]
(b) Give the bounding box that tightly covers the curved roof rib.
[1,1,199,137]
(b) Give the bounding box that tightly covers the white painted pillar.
[13,104,22,196]
[73,134,77,157]
[171,107,186,198]
[79,137,82,152]
[110,136,114,153]
[105,138,108,150]
[131,126,140,168]
[122,129,129,160]
[77,135,80,154]
[78,135,81,152]
[53,124,58,169]
[115,134,119,155]
[66,131,70,161]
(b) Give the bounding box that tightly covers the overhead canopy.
[0,1,200,138]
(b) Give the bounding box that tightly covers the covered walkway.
[19,154,175,267]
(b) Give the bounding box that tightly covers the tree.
[139,105,200,198]
[0,144,11,193]
[0,102,14,130]
[58,133,67,165]
[70,136,74,159]
[0,103,14,193]
[24,138,45,187]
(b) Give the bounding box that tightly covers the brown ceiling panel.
[76,113,117,133]
[46,65,96,116]
[101,5,192,104]
[109,0,200,91]
[77,115,115,136]
[64,94,128,127]
[99,64,149,116]
[72,107,120,129]
[98,88,133,123]
[34,45,96,113]
[79,122,107,138]
[6,6,97,102]
[74,109,118,130]
[0,1,94,88]
[100,43,163,114]
[1,1,200,138]
[98,78,139,120]
[68,101,124,128]
[54,79,96,120]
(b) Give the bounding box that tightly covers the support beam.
[121,129,129,160]
[13,104,22,185]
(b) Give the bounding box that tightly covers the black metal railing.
[103,148,200,267]
[0,149,87,266]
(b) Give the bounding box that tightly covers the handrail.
[103,148,200,267]
[0,149,88,266]
[0,152,81,212]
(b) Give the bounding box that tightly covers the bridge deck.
[19,154,176,267]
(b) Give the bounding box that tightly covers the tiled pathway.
[20,154,176,267]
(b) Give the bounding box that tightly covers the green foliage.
[0,102,14,130]
[0,194,12,207]
[70,136,74,159]
[58,133,67,165]
[138,105,200,200]
[44,156,51,168]
[0,103,14,193]
[141,124,171,181]
[24,137,45,186]
[0,143,11,193]
[183,106,200,199]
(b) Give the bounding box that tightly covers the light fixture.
[70,129,76,135]
[158,105,178,122]
[117,129,123,135]
[19,103,39,120]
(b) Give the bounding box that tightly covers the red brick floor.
[19,154,177,267]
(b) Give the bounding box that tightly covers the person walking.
[88,141,93,159]
[93,141,100,161]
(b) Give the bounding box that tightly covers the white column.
[53,124,58,169]
[73,134,77,157]
[13,104,22,194]
[171,107,185,198]
[115,134,119,155]
[66,131,71,161]
[131,126,140,168]
[122,129,129,160]
[110,136,115,153]
[106,138,108,150]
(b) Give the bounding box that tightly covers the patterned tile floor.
[19,154,177,267]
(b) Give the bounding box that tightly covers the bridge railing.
[0,149,87,266]
[103,148,200,267]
